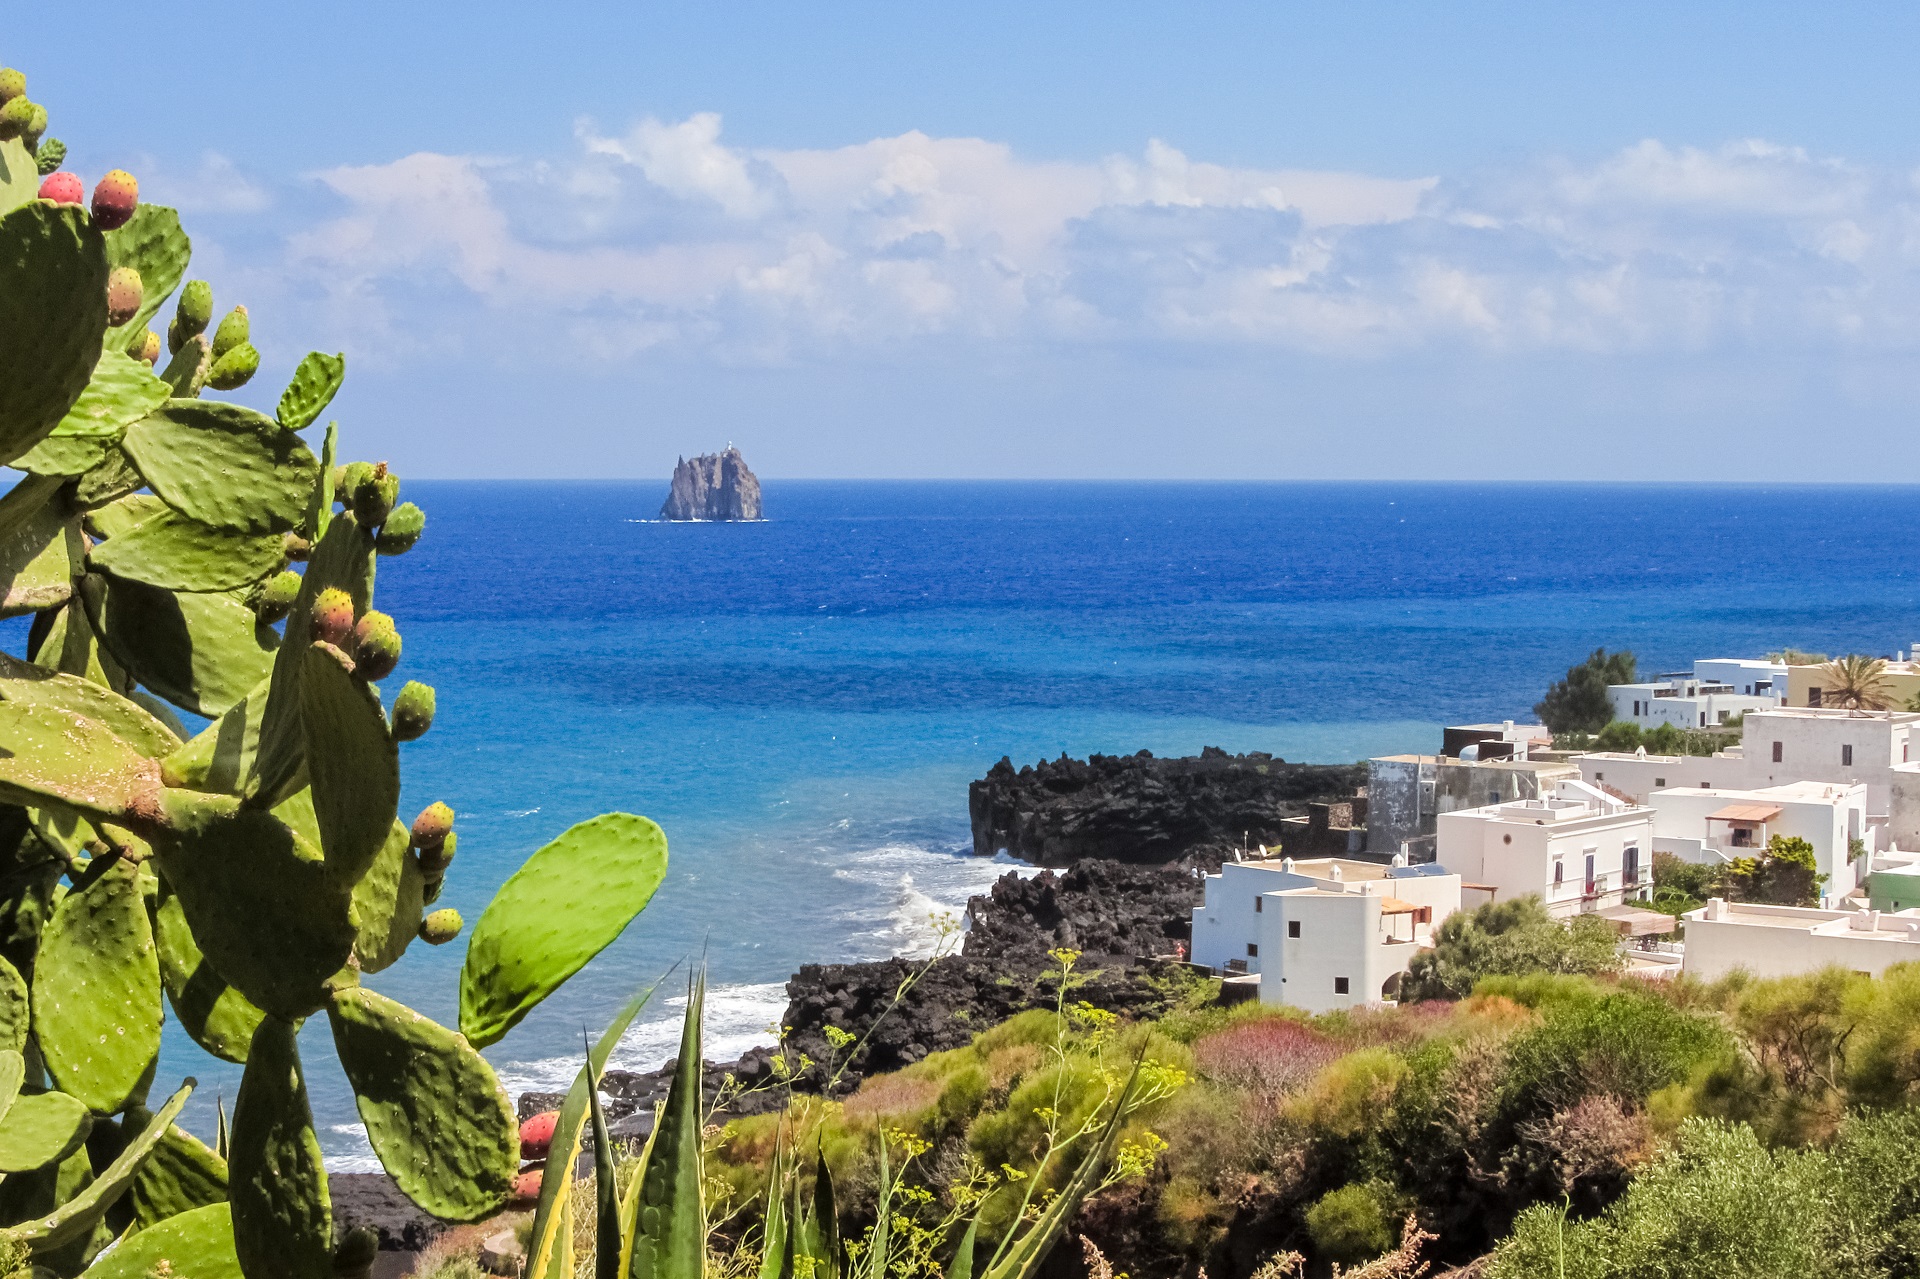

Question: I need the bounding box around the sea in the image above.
[96,480,1920,1163]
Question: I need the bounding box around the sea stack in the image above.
[659,447,764,521]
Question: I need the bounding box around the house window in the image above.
[1810,688,1825,707]
[1624,846,1640,885]
[1773,741,1784,763]
[1287,920,1301,938]
[1254,897,1262,913]
[1488,791,1501,804]
[1584,853,1596,894]
[1334,976,1350,995]
[1594,772,1604,781]
[1731,825,1755,847]
[1842,744,1854,766]
[1654,778,1666,788]
[1553,860,1564,886]
[1246,943,1258,958]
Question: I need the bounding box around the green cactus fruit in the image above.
[121,401,322,534]
[176,278,214,337]
[0,1088,90,1172]
[0,97,32,142]
[74,1202,241,1279]
[301,642,400,886]
[329,463,349,493]
[34,137,64,177]
[165,315,184,355]
[284,531,313,562]
[206,340,259,391]
[350,609,401,680]
[130,327,160,365]
[410,801,454,852]
[90,168,138,231]
[32,855,162,1113]
[21,103,45,152]
[418,830,456,875]
[419,908,462,944]
[459,813,668,1049]
[351,820,424,974]
[325,985,518,1221]
[211,304,249,358]
[390,680,435,741]
[336,461,372,509]
[276,351,346,432]
[334,1226,380,1279]
[256,569,302,624]
[104,265,142,326]
[231,1017,333,1279]
[308,586,354,646]
[155,877,265,1064]
[148,790,356,1020]
[0,70,22,104]
[375,501,426,555]
[351,464,399,527]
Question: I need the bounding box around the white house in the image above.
[1188,856,1460,978]
[1435,780,1654,918]
[1680,897,1920,981]
[1740,708,1920,813]
[1605,658,1788,731]
[1255,877,1458,1013]
[1577,748,1751,803]
[1647,781,1869,903]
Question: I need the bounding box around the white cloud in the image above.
[141,151,272,215]
[268,119,1920,365]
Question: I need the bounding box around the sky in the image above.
[17,3,1920,479]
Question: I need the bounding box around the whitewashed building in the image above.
[1648,781,1870,903]
[1435,780,1654,918]
[1189,856,1460,976]
[1681,898,1920,981]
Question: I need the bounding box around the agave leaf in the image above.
[629,971,707,1279]
[945,1219,977,1279]
[590,1043,620,1279]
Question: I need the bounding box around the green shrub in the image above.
[1502,987,1728,1117]
[1305,1182,1394,1265]
[1402,897,1623,1002]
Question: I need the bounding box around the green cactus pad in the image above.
[277,352,346,431]
[0,138,37,215]
[458,813,668,1049]
[0,651,181,758]
[122,401,319,535]
[102,205,190,355]
[89,506,288,593]
[0,957,24,1053]
[154,878,266,1064]
[73,1201,241,1279]
[325,985,517,1222]
[125,1106,228,1229]
[0,1048,22,1119]
[0,480,72,617]
[13,432,107,477]
[85,572,278,718]
[32,855,161,1113]
[49,351,170,440]
[81,492,165,542]
[0,1089,90,1172]
[149,791,354,1020]
[301,643,400,888]
[0,697,162,824]
[72,445,143,508]
[159,674,270,797]
[15,1080,192,1254]
[351,820,423,974]
[230,1017,332,1279]
[159,332,211,398]
[0,202,108,466]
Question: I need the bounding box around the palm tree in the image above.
[1815,654,1893,711]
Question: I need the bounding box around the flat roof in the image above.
[1708,803,1784,823]
[1372,754,1573,771]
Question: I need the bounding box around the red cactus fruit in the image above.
[350,610,401,681]
[410,801,454,851]
[308,587,354,646]
[511,1169,543,1203]
[37,171,81,204]
[520,1110,559,1160]
[91,169,138,230]
[105,267,142,327]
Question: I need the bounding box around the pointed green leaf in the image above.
[51,351,171,440]
[122,401,319,535]
[459,813,668,1048]
[277,353,345,431]
[325,986,517,1222]
[79,1201,242,1279]
[84,571,278,718]
[0,202,109,465]
[945,1220,976,1279]
[16,1080,193,1253]
[301,643,399,887]
[102,205,190,356]
[33,856,162,1113]
[231,1019,330,1279]
[589,1046,621,1279]
[0,1089,91,1172]
[154,876,265,1064]
[90,506,287,593]
[629,972,707,1279]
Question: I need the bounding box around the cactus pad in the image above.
[89,505,289,593]
[0,697,163,823]
[14,1080,191,1253]
[47,350,170,439]
[122,401,319,536]
[277,352,346,431]
[160,673,270,797]
[70,1201,241,1279]
[0,202,108,466]
[12,432,107,477]
[351,820,423,974]
[81,491,166,542]
[0,957,24,1053]
[149,792,355,1020]
[230,1017,332,1279]
[459,813,667,1048]
[0,138,37,215]
[159,332,211,398]
[0,1088,89,1172]
[102,204,189,354]
[326,985,517,1221]
[0,480,72,617]
[154,878,265,1063]
[302,642,400,887]
[126,1106,228,1229]
[32,854,161,1113]
[0,651,180,758]
[86,571,279,718]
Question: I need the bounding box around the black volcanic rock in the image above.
[970,747,1366,866]
[660,447,763,521]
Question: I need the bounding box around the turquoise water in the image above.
[112,479,1920,1162]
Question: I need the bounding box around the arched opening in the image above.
[1381,971,1404,1003]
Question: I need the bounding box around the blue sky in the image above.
[18,3,1920,478]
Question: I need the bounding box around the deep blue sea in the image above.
[105,480,1920,1162]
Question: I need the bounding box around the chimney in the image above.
[1705,896,1727,920]
[1329,865,1344,882]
